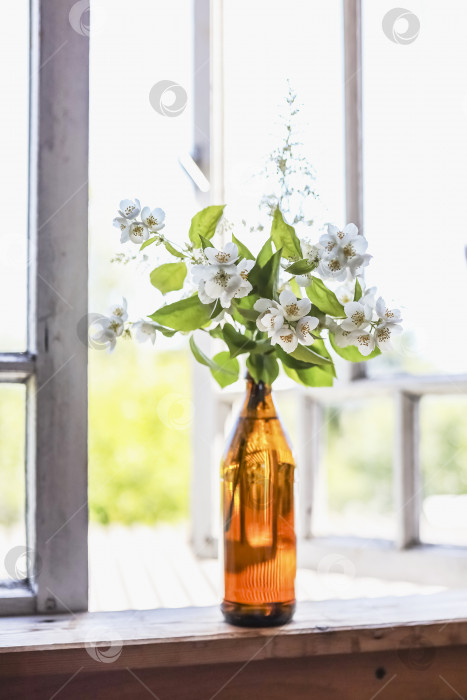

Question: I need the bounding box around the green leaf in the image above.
[150,323,177,337]
[199,235,214,249]
[306,277,345,316]
[140,236,159,251]
[281,361,334,387]
[249,248,282,299]
[211,352,240,388]
[256,238,273,267]
[354,278,362,301]
[289,276,302,298]
[246,353,279,386]
[164,240,185,258]
[230,297,258,329]
[290,343,333,367]
[285,259,317,275]
[150,295,216,331]
[270,208,302,260]
[329,333,381,362]
[222,323,257,358]
[232,234,254,260]
[189,337,239,387]
[150,262,187,294]
[189,205,225,248]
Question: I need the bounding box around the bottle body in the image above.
[221,378,296,626]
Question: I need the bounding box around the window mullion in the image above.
[343,0,366,382]
[394,392,420,548]
[27,0,89,614]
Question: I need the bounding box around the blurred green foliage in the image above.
[88,344,191,525]
[0,385,25,526]
[420,396,467,497]
[324,399,394,516]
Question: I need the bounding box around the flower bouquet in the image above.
[98,200,402,387]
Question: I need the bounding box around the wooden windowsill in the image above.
[1,590,467,676]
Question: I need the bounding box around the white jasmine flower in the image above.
[141,207,165,232]
[320,223,359,257]
[191,264,210,285]
[319,223,370,280]
[375,297,403,325]
[118,198,141,220]
[113,217,132,243]
[91,317,124,353]
[317,256,348,281]
[132,319,157,345]
[205,242,239,266]
[374,322,403,352]
[341,300,373,331]
[234,258,255,298]
[333,324,355,348]
[347,253,372,276]
[199,264,243,308]
[254,298,283,334]
[108,297,128,323]
[271,325,299,353]
[335,283,355,305]
[302,241,323,266]
[129,221,149,244]
[350,329,376,356]
[278,290,311,321]
[296,316,319,345]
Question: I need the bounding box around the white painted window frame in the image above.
[190,0,467,587]
[0,0,89,615]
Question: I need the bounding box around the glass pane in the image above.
[88,0,196,611]
[363,0,467,375]
[0,1,29,351]
[223,0,345,236]
[420,395,467,546]
[315,398,395,539]
[0,384,27,583]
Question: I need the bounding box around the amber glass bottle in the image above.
[221,375,296,627]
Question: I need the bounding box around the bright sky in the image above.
[2,0,467,377]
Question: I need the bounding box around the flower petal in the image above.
[272,326,298,353]
[254,298,275,312]
[296,316,319,345]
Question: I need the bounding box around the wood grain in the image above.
[3,647,467,699]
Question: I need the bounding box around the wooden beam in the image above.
[2,591,467,659]
[27,0,89,614]
[2,593,467,697]
[0,353,35,382]
[3,648,467,700]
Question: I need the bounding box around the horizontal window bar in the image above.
[0,353,35,382]
[0,582,35,616]
[218,374,467,404]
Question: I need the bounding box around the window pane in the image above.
[420,395,467,546]
[363,0,467,375]
[0,1,29,351]
[88,0,196,611]
[223,0,345,235]
[0,385,27,583]
[315,398,395,539]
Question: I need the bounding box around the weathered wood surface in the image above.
[1,590,467,662]
[2,645,467,699]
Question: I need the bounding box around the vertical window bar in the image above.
[394,392,420,548]
[28,0,89,613]
[343,0,366,381]
[297,395,323,539]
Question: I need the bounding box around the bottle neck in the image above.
[240,374,277,418]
